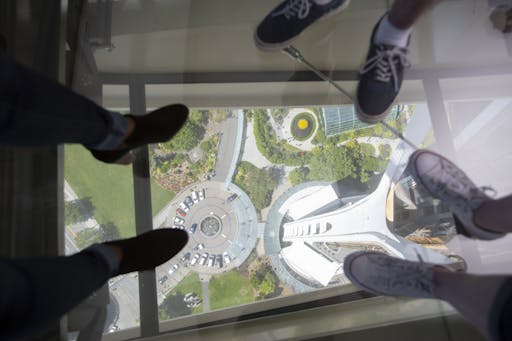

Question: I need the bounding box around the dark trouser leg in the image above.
[0,248,114,340]
[388,0,439,29]
[0,52,125,148]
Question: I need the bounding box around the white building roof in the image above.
[281,241,340,286]
[286,185,338,220]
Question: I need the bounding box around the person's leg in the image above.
[473,195,512,234]
[0,51,128,150]
[0,228,188,339]
[254,0,351,51]
[0,51,189,164]
[409,149,505,240]
[434,270,510,340]
[356,0,438,123]
[0,245,116,340]
[344,251,510,340]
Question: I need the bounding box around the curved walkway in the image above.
[263,181,330,293]
[279,108,318,151]
[225,183,259,268]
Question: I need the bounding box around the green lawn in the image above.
[209,270,256,310]
[169,272,203,314]
[64,145,175,237]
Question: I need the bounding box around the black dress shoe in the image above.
[104,228,188,275]
[90,103,189,164]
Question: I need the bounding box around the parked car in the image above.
[158,275,168,284]
[168,264,179,275]
[174,216,185,225]
[198,188,205,201]
[223,252,231,265]
[215,255,223,269]
[184,196,194,208]
[179,202,190,212]
[176,208,186,217]
[194,243,204,251]
[191,191,199,203]
[180,252,191,262]
[208,254,215,267]
[226,193,238,203]
[190,253,200,266]
[189,223,197,234]
[200,253,209,266]
[171,225,182,229]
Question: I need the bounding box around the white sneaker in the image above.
[409,150,504,240]
[344,251,443,299]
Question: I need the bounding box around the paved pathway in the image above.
[280,108,318,151]
[241,118,274,168]
[200,277,211,312]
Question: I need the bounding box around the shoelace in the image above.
[360,45,410,92]
[272,0,311,19]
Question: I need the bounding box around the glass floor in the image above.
[57,0,512,339]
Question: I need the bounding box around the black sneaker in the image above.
[356,16,411,124]
[254,0,350,51]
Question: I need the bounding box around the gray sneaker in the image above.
[409,150,504,240]
[344,251,442,299]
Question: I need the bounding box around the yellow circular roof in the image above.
[297,118,309,130]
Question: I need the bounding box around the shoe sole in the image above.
[355,93,395,124]
[409,149,504,241]
[254,0,351,52]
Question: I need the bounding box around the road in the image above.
[213,111,238,182]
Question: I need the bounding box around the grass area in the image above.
[64,145,175,237]
[209,270,255,310]
[169,272,203,314]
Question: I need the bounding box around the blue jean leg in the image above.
[0,52,126,150]
[0,245,118,340]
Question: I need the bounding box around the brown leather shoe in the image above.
[90,103,189,164]
[104,228,188,275]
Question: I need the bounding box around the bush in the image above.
[253,109,304,166]
[378,144,392,160]
[270,108,287,125]
[162,120,204,151]
[234,161,279,210]
[288,167,310,186]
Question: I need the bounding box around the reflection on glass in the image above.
[148,103,463,321]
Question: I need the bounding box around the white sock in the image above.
[374,15,412,48]
[313,0,334,5]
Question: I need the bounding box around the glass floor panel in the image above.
[58,0,512,339]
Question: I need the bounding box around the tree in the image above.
[162,121,204,151]
[159,292,192,319]
[234,161,279,211]
[378,144,392,160]
[249,258,278,299]
[65,197,95,225]
[288,167,310,186]
[307,145,355,182]
[65,200,83,225]
[258,273,276,297]
[100,222,120,242]
[75,227,101,249]
[190,110,210,126]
